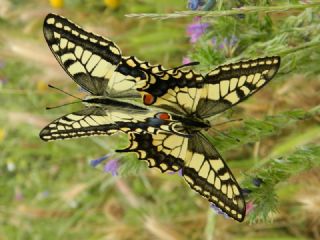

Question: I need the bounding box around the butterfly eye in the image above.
[143,94,156,105]
[155,112,171,120]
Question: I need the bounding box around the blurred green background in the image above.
[0,0,319,239]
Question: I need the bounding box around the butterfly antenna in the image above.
[46,100,82,110]
[48,84,82,100]
[210,127,240,142]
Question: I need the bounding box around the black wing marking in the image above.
[196,56,280,118]
[119,131,245,221]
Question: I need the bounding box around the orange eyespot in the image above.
[155,112,171,120]
[143,94,155,105]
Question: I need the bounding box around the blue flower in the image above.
[188,0,215,10]
[90,154,111,167]
[188,0,204,10]
[252,177,264,187]
[104,159,119,176]
[218,35,239,57]
[211,37,217,46]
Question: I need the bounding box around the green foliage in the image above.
[243,145,320,223]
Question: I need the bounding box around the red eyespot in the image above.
[155,112,171,120]
[143,94,155,105]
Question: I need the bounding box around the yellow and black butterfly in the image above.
[118,56,281,221]
[43,13,196,99]
[40,13,194,140]
[40,14,281,222]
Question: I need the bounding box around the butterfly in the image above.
[40,13,194,141]
[118,56,281,222]
[43,13,197,99]
[40,14,281,222]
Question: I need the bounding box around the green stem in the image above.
[126,3,320,20]
[205,207,216,240]
[277,40,320,56]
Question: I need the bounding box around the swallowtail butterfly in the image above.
[40,13,191,140]
[118,56,281,222]
[40,13,281,222]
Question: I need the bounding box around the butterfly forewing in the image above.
[40,104,182,141]
[44,13,134,96]
[196,56,280,118]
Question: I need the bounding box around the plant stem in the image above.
[126,3,320,20]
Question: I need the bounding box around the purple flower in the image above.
[15,190,23,201]
[187,19,209,43]
[182,57,192,65]
[210,203,230,219]
[167,168,183,176]
[245,201,254,215]
[90,154,111,167]
[104,159,119,176]
[218,35,239,57]
[230,35,239,46]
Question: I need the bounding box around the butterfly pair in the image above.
[40,13,280,222]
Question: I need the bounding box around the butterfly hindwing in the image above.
[119,131,245,221]
[196,56,280,117]
[117,132,187,172]
[110,56,167,98]
[183,132,245,221]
